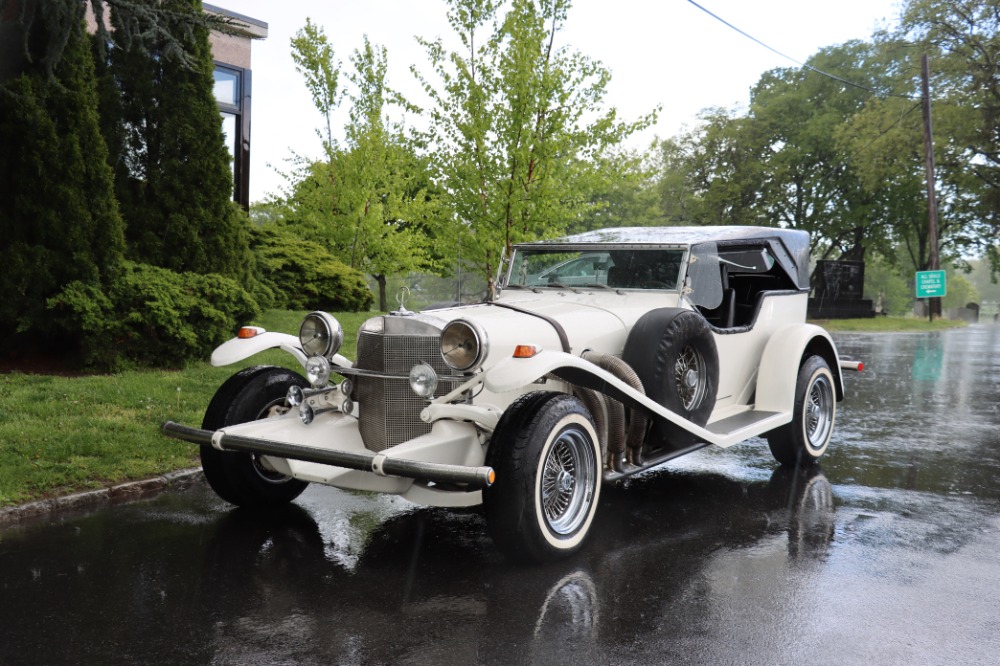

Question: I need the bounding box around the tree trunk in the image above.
[376,273,387,312]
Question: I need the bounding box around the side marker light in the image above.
[513,344,541,358]
[238,326,265,339]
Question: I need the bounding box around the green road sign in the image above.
[915,270,947,298]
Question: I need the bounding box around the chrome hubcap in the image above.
[541,427,596,535]
[675,345,707,411]
[805,375,834,450]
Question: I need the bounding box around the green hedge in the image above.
[250,225,374,312]
[48,262,259,370]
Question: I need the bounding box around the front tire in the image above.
[485,392,601,563]
[766,355,836,466]
[200,366,310,508]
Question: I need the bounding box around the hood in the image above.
[419,291,684,368]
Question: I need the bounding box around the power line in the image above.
[685,0,915,100]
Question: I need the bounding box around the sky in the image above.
[210,0,903,203]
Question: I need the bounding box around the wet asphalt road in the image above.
[2,325,999,666]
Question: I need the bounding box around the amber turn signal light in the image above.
[512,344,541,358]
[237,326,264,339]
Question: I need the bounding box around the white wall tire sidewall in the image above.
[533,413,601,552]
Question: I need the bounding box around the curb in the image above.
[0,468,204,526]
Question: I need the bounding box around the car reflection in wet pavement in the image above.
[1,325,999,665]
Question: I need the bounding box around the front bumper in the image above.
[161,420,495,490]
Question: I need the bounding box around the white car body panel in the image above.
[171,226,851,515]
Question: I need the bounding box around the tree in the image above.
[746,42,896,262]
[568,146,665,234]
[657,107,767,227]
[0,0,239,81]
[863,251,919,316]
[290,17,344,152]
[967,257,1000,306]
[287,25,440,312]
[898,0,1000,275]
[0,5,125,341]
[414,0,656,294]
[836,27,991,274]
[248,224,373,313]
[95,0,251,279]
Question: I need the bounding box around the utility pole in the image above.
[920,54,941,321]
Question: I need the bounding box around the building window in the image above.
[213,63,251,210]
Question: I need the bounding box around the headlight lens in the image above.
[409,363,439,398]
[299,311,344,358]
[440,319,487,372]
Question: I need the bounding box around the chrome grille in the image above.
[356,323,460,452]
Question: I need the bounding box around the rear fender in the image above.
[755,324,843,413]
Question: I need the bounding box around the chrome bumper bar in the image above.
[161,421,495,489]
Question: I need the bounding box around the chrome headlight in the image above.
[299,311,344,358]
[440,319,488,372]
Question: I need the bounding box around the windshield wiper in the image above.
[545,282,581,293]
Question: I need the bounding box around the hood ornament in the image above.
[392,286,414,316]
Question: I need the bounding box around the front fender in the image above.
[211,331,308,368]
[755,324,843,413]
[483,351,651,422]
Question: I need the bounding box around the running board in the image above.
[602,409,786,483]
[705,409,782,436]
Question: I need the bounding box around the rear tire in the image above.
[766,355,836,466]
[200,366,310,508]
[484,392,601,563]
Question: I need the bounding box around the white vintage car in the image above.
[163,226,860,562]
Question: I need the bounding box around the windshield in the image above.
[504,248,686,290]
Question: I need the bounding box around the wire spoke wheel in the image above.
[805,374,834,451]
[541,427,596,535]
[674,344,708,411]
[484,392,602,562]
[766,356,836,466]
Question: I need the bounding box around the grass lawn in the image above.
[810,316,966,332]
[0,310,371,508]
[0,310,970,508]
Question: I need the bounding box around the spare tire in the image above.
[622,308,719,448]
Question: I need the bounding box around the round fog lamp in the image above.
[287,385,304,407]
[409,363,439,398]
[305,355,332,387]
